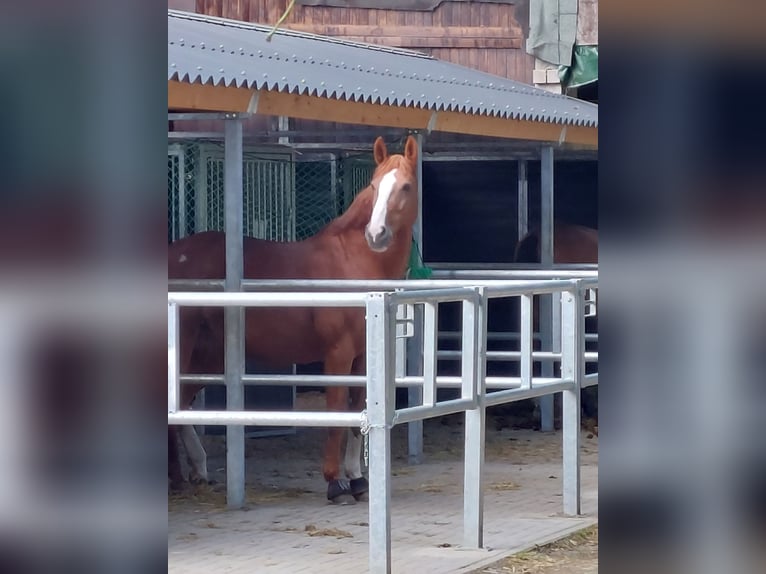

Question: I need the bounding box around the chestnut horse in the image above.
[168,136,419,503]
[513,221,598,264]
[513,221,598,424]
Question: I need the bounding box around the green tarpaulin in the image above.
[559,45,598,90]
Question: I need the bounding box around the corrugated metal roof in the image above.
[168,10,597,128]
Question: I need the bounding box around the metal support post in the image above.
[517,159,528,239]
[224,118,246,509]
[539,146,555,431]
[366,293,395,574]
[561,287,583,515]
[463,288,486,548]
[407,132,425,463]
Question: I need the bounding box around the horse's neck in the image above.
[325,189,413,279]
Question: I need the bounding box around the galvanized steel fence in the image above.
[167,275,597,574]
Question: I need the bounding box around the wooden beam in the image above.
[167,80,597,147]
[168,80,254,113]
[284,24,523,39]
[317,36,521,49]
[283,24,522,48]
[434,111,598,147]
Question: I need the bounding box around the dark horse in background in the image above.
[512,221,599,427]
[168,136,420,504]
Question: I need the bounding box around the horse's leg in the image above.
[322,350,355,504]
[168,426,185,491]
[179,424,208,485]
[168,307,206,487]
[346,355,368,501]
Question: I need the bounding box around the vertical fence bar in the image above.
[406,305,424,464]
[422,302,438,407]
[168,301,180,413]
[366,293,394,574]
[561,286,583,516]
[539,145,555,431]
[463,290,485,548]
[520,294,533,389]
[552,290,562,371]
[224,118,246,509]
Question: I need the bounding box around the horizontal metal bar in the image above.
[169,278,597,296]
[431,265,597,274]
[168,410,362,427]
[583,373,599,388]
[390,287,479,306]
[445,350,561,360]
[240,279,580,292]
[436,350,598,362]
[168,112,252,121]
[438,331,597,342]
[483,280,581,297]
[168,291,368,307]
[180,374,367,387]
[484,381,575,407]
[168,131,226,139]
[168,279,225,290]
[397,375,567,389]
[180,374,569,390]
[392,398,477,426]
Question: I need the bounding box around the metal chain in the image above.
[360,409,370,435]
[360,409,370,467]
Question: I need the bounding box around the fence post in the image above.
[224,117,246,509]
[168,301,180,414]
[406,306,424,464]
[366,293,394,574]
[463,288,486,548]
[561,285,583,516]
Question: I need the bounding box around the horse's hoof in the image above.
[350,477,369,502]
[169,480,186,493]
[330,494,357,505]
[327,479,356,505]
[168,482,185,493]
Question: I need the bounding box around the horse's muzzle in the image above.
[365,225,392,252]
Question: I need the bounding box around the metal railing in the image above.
[167,276,596,574]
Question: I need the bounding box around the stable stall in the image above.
[168,9,597,572]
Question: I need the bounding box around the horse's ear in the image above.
[373,137,388,165]
[404,135,418,163]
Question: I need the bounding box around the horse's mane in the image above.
[323,185,374,234]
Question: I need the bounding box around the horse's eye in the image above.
[401,183,411,193]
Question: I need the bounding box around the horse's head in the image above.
[364,136,419,253]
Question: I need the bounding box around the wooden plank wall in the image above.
[195,0,535,82]
[179,1,537,142]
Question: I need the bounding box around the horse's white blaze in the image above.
[180,425,208,481]
[368,168,398,236]
[344,429,364,479]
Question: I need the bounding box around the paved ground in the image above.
[169,399,598,574]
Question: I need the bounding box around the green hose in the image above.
[406,238,432,279]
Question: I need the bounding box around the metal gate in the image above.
[167,142,296,242]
